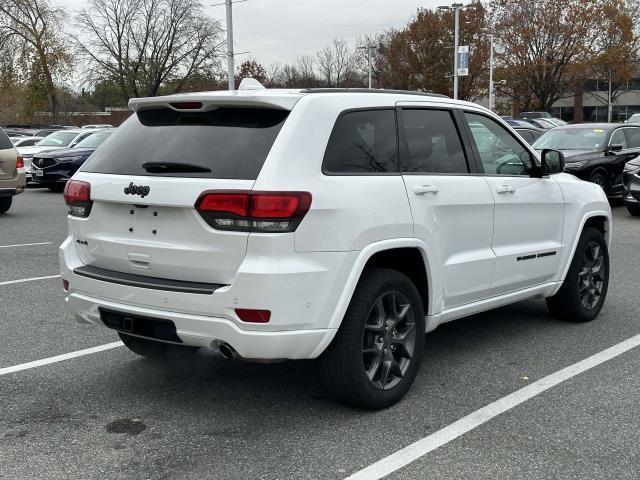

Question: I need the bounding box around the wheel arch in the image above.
[324,239,435,332]
[555,211,611,291]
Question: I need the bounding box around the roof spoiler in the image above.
[129,90,300,112]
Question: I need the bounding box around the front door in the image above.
[463,112,565,296]
[398,108,496,311]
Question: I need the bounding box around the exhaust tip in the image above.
[219,343,238,360]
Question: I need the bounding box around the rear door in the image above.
[0,130,17,181]
[398,107,496,310]
[72,107,289,286]
[463,112,564,296]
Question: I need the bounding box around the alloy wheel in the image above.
[362,290,417,390]
[578,241,606,310]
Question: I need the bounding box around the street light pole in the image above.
[489,34,494,111]
[439,3,465,100]
[453,5,460,100]
[358,45,376,89]
[225,0,234,91]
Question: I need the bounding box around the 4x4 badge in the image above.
[124,182,150,198]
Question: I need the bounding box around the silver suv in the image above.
[0,128,26,214]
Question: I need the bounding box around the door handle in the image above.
[413,185,439,195]
[496,184,515,194]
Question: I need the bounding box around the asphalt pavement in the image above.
[0,188,638,480]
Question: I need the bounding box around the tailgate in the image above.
[69,173,253,285]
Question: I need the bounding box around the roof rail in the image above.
[300,88,449,99]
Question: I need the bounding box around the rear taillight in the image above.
[196,191,312,232]
[63,180,93,218]
[16,156,24,169]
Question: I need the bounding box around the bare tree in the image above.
[315,38,355,87]
[0,0,73,122]
[75,0,225,101]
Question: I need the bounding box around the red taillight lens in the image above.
[198,192,249,217]
[195,191,311,232]
[63,180,93,217]
[16,156,24,169]
[235,308,271,323]
[62,279,69,291]
[250,193,311,218]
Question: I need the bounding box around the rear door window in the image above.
[624,127,640,148]
[323,109,398,174]
[400,109,469,173]
[0,129,13,150]
[82,108,289,179]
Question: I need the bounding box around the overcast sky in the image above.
[60,0,442,67]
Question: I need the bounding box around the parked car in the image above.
[11,136,44,147]
[504,119,537,127]
[513,126,545,144]
[519,111,553,119]
[626,113,640,124]
[0,128,26,214]
[61,86,612,409]
[17,129,101,181]
[533,123,640,196]
[622,156,640,215]
[31,130,114,191]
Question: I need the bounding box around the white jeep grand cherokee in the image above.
[61,86,611,409]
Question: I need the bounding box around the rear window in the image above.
[0,129,13,150]
[82,107,289,179]
[323,109,398,174]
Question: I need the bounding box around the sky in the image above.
[60,0,442,67]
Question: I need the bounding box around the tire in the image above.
[319,268,425,409]
[119,332,199,360]
[546,227,609,322]
[627,204,640,216]
[0,196,12,214]
[588,171,609,193]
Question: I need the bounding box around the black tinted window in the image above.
[0,129,13,149]
[323,109,398,174]
[624,128,640,148]
[82,108,289,179]
[515,129,534,143]
[400,109,468,173]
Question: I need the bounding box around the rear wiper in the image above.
[142,161,211,173]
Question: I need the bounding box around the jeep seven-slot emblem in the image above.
[124,182,150,198]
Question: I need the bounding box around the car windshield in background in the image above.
[82,107,289,180]
[533,128,607,151]
[75,131,113,149]
[36,131,78,147]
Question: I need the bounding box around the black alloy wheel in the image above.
[362,291,417,390]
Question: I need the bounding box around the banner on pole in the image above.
[457,46,469,76]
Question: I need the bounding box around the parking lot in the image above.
[1,188,639,480]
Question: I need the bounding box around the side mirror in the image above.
[608,144,623,152]
[541,149,565,175]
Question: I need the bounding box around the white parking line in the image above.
[0,342,124,376]
[346,333,640,480]
[0,275,60,286]
[0,241,53,249]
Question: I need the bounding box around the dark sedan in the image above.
[623,156,640,216]
[533,123,640,196]
[31,130,114,191]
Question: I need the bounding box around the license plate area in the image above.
[99,308,182,343]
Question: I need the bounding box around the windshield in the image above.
[75,131,112,149]
[36,131,78,147]
[533,128,607,151]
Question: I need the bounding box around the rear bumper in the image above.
[60,235,354,359]
[68,292,335,359]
